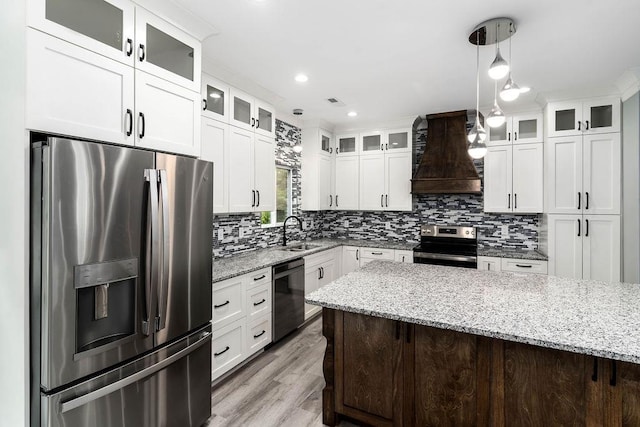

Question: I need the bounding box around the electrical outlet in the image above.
[385,222,391,230]
[501,225,509,237]
[217,229,224,241]
[343,220,349,228]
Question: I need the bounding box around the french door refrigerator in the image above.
[30,137,213,427]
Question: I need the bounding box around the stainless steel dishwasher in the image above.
[272,258,305,342]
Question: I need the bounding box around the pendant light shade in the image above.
[468,134,488,159]
[467,120,487,143]
[500,76,520,102]
[488,48,509,80]
[486,102,506,128]
[292,143,303,153]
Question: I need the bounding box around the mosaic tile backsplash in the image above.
[213,118,540,258]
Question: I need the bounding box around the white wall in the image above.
[0,3,28,427]
[622,92,640,283]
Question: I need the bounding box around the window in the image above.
[261,167,292,226]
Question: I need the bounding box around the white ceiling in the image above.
[173,0,640,129]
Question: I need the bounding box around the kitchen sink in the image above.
[280,243,321,252]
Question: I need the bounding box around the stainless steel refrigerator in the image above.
[30,137,213,427]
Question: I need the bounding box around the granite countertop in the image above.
[478,247,548,261]
[212,238,417,283]
[306,261,640,364]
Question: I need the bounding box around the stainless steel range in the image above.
[413,225,478,268]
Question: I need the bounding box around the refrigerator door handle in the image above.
[156,169,170,332]
[59,331,212,414]
[143,169,160,336]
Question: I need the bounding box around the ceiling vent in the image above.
[326,97,345,106]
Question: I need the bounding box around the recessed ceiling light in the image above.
[294,74,308,83]
[519,86,531,93]
[347,111,357,117]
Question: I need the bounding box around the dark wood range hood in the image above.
[411,110,481,194]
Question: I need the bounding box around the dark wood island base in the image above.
[321,308,640,427]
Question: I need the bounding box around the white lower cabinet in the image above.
[212,267,272,381]
[211,318,246,381]
[342,246,360,275]
[304,250,336,320]
[394,250,414,263]
[359,248,395,265]
[501,259,548,274]
[477,256,502,272]
[547,214,620,282]
[247,313,271,356]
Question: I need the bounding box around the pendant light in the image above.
[488,22,509,80]
[467,31,487,158]
[486,79,506,128]
[500,22,520,102]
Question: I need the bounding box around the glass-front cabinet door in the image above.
[319,129,333,156]
[254,99,275,137]
[385,128,411,153]
[336,134,358,155]
[135,8,201,91]
[229,88,254,132]
[547,98,620,137]
[487,121,509,146]
[582,98,620,134]
[512,113,543,144]
[201,74,229,123]
[360,132,382,155]
[28,0,135,66]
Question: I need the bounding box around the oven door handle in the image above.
[413,252,477,263]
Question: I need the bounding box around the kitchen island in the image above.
[306,262,640,426]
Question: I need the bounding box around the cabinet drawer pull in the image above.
[577,219,581,237]
[585,219,589,237]
[381,194,384,208]
[371,252,383,255]
[356,249,359,261]
[515,264,533,268]
[585,120,590,130]
[214,346,230,357]
[335,195,339,207]
[253,274,266,281]
[253,330,266,339]
[508,193,511,209]
[256,190,260,207]
[329,147,333,154]
[514,193,517,209]
[252,190,256,207]
[253,298,266,306]
[385,194,388,207]
[138,44,145,62]
[329,195,333,207]
[514,131,518,141]
[126,38,133,57]
[214,300,230,309]
[578,121,582,131]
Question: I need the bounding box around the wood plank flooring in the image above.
[205,316,357,427]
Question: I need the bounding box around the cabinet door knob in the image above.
[251,118,255,128]
[514,131,518,141]
[329,195,333,207]
[585,219,589,237]
[585,120,590,131]
[256,190,260,207]
[202,99,207,111]
[381,194,384,208]
[508,194,511,209]
[585,192,589,210]
[578,192,581,210]
[385,194,388,207]
[577,219,581,237]
[578,121,582,131]
[126,38,133,57]
[514,194,517,209]
[256,119,260,129]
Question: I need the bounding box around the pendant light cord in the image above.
[475,31,480,122]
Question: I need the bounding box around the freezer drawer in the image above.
[41,325,212,427]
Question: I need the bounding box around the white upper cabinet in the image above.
[385,128,412,153]
[546,134,620,215]
[385,151,412,211]
[487,112,543,146]
[230,88,275,137]
[26,28,135,146]
[484,143,543,213]
[200,118,229,214]
[135,70,200,156]
[28,0,135,67]
[359,131,383,156]
[134,7,201,92]
[253,134,276,212]
[301,127,334,211]
[201,73,230,123]
[334,155,359,210]
[359,154,386,210]
[336,133,358,156]
[546,97,620,137]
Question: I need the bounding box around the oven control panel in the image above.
[420,225,476,239]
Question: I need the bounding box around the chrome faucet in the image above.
[282,215,303,247]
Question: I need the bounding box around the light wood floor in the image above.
[205,316,357,427]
